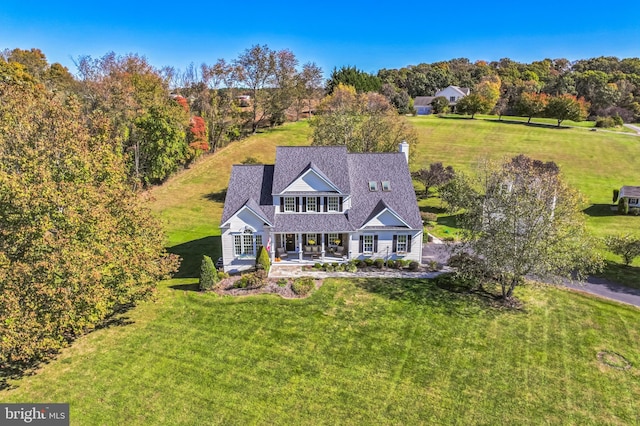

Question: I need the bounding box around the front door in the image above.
[285,234,296,252]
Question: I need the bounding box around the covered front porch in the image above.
[271,232,350,263]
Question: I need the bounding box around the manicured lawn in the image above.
[3,278,640,424]
[3,116,640,424]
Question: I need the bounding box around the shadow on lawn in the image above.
[356,276,498,316]
[203,188,227,203]
[481,118,569,130]
[583,204,618,217]
[167,236,221,279]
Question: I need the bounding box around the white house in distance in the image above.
[414,85,470,115]
[219,143,423,273]
[618,186,640,207]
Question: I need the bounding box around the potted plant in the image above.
[333,239,341,245]
[308,239,316,245]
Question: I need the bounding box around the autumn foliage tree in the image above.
[0,77,179,372]
[545,94,590,126]
[516,92,549,123]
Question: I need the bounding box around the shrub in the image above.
[346,263,358,273]
[595,116,616,128]
[630,208,640,216]
[357,260,367,268]
[386,259,396,269]
[335,263,345,272]
[374,258,384,269]
[364,258,374,267]
[408,261,420,271]
[313,263,322,269]
[255,246,271,274]
[613,189,619,203]
[236,270,267,289]
[331,262,339,268]
[276,278,288,287]
[421,211,438,223]
[613,114,624,126]
[619,197,629,215]
[324,264,334,272]
[291,277,315,296]
[199,255,219,291]
[428,260,442,271]
[443,236,455,242]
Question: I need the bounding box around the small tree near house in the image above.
[605,234,640,265]
[199,255,219,291]
[256,245,271,275]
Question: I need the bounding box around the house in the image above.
[414,86,470,115]
[219,143,423,272]
[618,186,640,207]
[414,96,435,115]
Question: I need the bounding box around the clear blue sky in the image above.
[1,1,639,78]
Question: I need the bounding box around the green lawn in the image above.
[3,117,640,424]
[3,278,639,425]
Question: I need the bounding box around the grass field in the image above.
[3,117,640,424]
[3,278,639,424]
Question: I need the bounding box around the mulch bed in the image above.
[214,276,323,299]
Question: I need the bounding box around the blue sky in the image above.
[1,1,639,78]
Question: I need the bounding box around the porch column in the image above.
[297,232,303,261]
[268,228,275,263]
[321,233,325,261]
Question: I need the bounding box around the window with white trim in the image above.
[449,96,456,102]
[382,181,391,191]
[396,235,408,253]
[328,233,339,245]
[630,198,639,205]
[363,234,374,253]
[306,234,317,245]
[233,230,261,258]
[327,196,339,211]
[284,197,295,212]
[306,197,317,212]
[369,181,378,191]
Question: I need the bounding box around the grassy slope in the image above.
[3,279,639,425]
[3,118,640,424]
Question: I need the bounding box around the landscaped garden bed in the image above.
[214,273,322,298]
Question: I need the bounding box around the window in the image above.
[369,181,378,191]
[306,197,317,212]
[327,196,339,212]
[233,230,261,258]
[328,233,339,245]
[630,198,639,205]
[396,235,408,253]
[284,197,295,212]
[382,181,391,191]
[363,235,374,253]
[449,96,456,102]
[306,234,317,245]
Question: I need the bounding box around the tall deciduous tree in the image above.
[234,44,276,133]
[293,62,323,120]
[516,92,549,123]
[447,155,602,302]
[310,83,418,153]
[544,94,590,126]
[0,79,179,370]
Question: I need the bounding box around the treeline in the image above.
[329,57,640,122]
[0,56,180,376]
[1,46,324,188]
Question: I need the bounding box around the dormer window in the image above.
[284,197,295,212]
[382,181,391,191]
[369,181,378,191]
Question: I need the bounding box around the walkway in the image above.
[269,264,450,279]
[623,123,640,134]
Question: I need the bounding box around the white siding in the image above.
[362,210,406,227]
[221,207,269,272]
[349,230,422,263]
[435,86,466,103]
[283,170,336,192]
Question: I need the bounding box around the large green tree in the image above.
[544,94,590,126]
[0,79,179,370]
[446,155,602,302]
[310,83,418,153]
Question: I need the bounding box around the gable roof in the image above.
[620,186,640,198]
[222,147,422,231]
[221,164,275,225]
[346,152,422,229]
[281,161,342,193]
[435,85,470,97]
[272,146,350,194]
[414,96,435,107]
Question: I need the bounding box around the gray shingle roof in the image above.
[272,146,350,194]
[414,96,435,106]
[220,165,275,225]
[274,213,354,233]
[346,152,422,229]
[221,147,422,231]
[620,186,640,198]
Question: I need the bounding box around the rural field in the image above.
[2,117,640,424]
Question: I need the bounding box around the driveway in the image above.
[623,123,640,134]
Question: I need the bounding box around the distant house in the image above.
[219,143,423,272]
[618,186,640,207]
[414,85,470,115]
